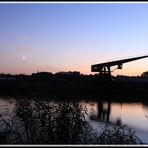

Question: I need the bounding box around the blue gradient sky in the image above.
[0,3,148,76]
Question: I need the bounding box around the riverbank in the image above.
[0,78,148,92]
[90,120,148,144]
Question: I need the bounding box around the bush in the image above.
[94,125,143,144]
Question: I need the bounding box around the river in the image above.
[0,95,148,144]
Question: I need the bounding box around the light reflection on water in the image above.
[81,101,148,132]
[0,96,148,135]
[110,103,148,132]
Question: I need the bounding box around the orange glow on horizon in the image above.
[0,57,147,76]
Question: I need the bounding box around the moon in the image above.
[22,56,26,60]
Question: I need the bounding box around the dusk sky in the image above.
[1,2,148,76]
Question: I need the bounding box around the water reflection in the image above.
[88,100,148,132]
[0,96,148,143]
[97,100,111,122]
[1,96,148,132]
[88,99,122,126]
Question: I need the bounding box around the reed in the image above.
[0,99,143,144]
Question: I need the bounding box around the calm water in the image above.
[0,96,148,143]
[81,101,148,131]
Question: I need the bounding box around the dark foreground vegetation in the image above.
[0,72,147,144]
[1,71,148,98]
[0,99,143,144]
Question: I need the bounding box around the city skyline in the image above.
[1,2,148,76]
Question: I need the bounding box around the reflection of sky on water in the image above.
[110,103,148,132]
[80,101,148,132]
[0,96,148,134]
[81,100,148,143]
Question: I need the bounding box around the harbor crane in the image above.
[91,55,148,77]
